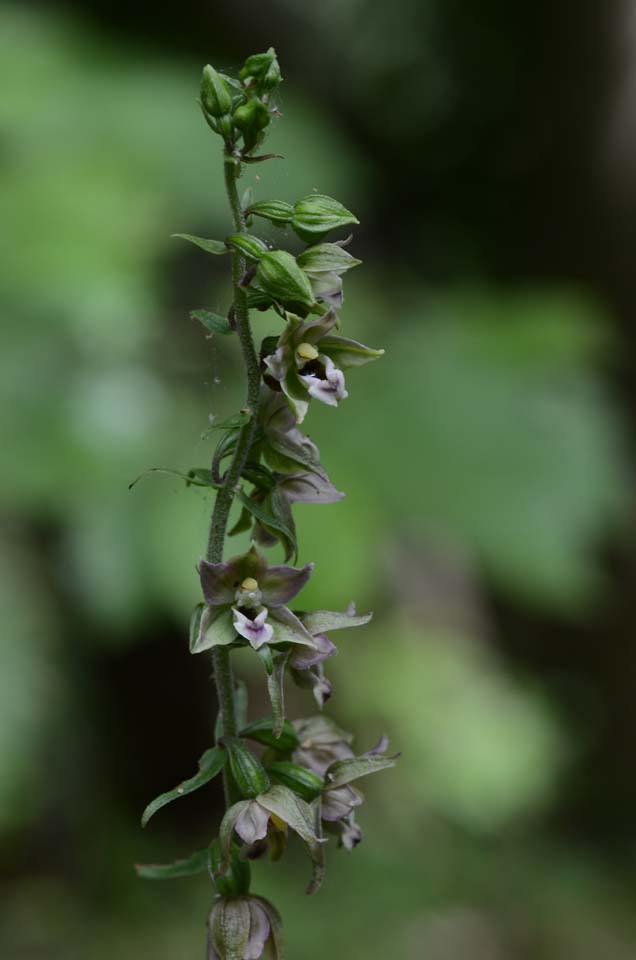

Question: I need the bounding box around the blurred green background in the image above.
[4,1,636,956]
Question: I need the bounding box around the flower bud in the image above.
[207,895,281,960]
[292,195,359,243]
[225,234,269,263]
[248,200,294,225]
[201,65,233,118]
[240,716,300,753]
[239,48,281,91]
[266,761,324,802]
[255,251,315,309]
[224,738,271,799]
[297,242,362,276]
[209,839,251,898]
[233,99,270,152]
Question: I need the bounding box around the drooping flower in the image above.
[207,894,282,960]
[191,543,316,653]
[263,310,384,422]
[220,784,326,894]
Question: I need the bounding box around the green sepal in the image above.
[209,839,251,897]
[325,753,400,788]
[297,242,361,275]
[255,251,316,309]
[267,761,324,802]
[135,847,209,880]
[319,334,385,369]
[226,233,269,263]
[190,309,233,336]
[224,737,271,799]
[257,785,326,895]
[248,200,294,225]
[190,606,236,654]
[141,745,227,827]
[291,195,359,243]
[240,716,300,753]
[171,233,228,255]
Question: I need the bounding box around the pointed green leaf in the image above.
[210,410,253,431]
[141,746,227,827]
[135,847,210,880]
[128,467,219,491]
[190,309,232,336]
[172,233,228,255]
[301,609,373,634]
[325,753,399,787]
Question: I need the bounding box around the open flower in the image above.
[220,784,326,894]
[263,310,384,422]
[207,895,282,960]
[191,544,316,653]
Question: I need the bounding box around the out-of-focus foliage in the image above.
[2,2,635,959]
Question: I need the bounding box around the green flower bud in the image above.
[201,65,233,118]
[224,737,271,799]
[297,242,362,276]
[207,895,282,960]
[209,839,251,897]
[292,195,360,243]
[248,200,294,226]
[267,761,323,802]
[255,251,315,308]
[239,48,281,90]
[241,717,300,753]
[225,233,269,263]
[233,98,270,152]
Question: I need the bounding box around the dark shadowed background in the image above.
[3,1,636,957]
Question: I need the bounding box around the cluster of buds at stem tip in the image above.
[200,49,282,157]
[137,49,398,960]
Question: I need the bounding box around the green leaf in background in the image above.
[135,847,210,880]
[190,309,233,335]
[171,233,227,255]
[141,746,226,827]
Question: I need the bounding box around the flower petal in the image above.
[232,607,273,650]
[261,561,314,606]
[301,356,348,407]
[291,632,337,669]
[321,785,363,822]
[244,901,271,960]
[280,472,345,504]
[234,800,271,844]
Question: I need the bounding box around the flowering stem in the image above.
[207,150,261,802]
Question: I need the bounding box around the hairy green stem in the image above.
[207,151,262,804]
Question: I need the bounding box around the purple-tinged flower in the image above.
[292,715,355,777]
[220,784,326,895]
[191,543,316,654]
[316,738,399,851]
[207,894,282,960]
[263,310,384,422]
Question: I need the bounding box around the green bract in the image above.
[201,64,233,118]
